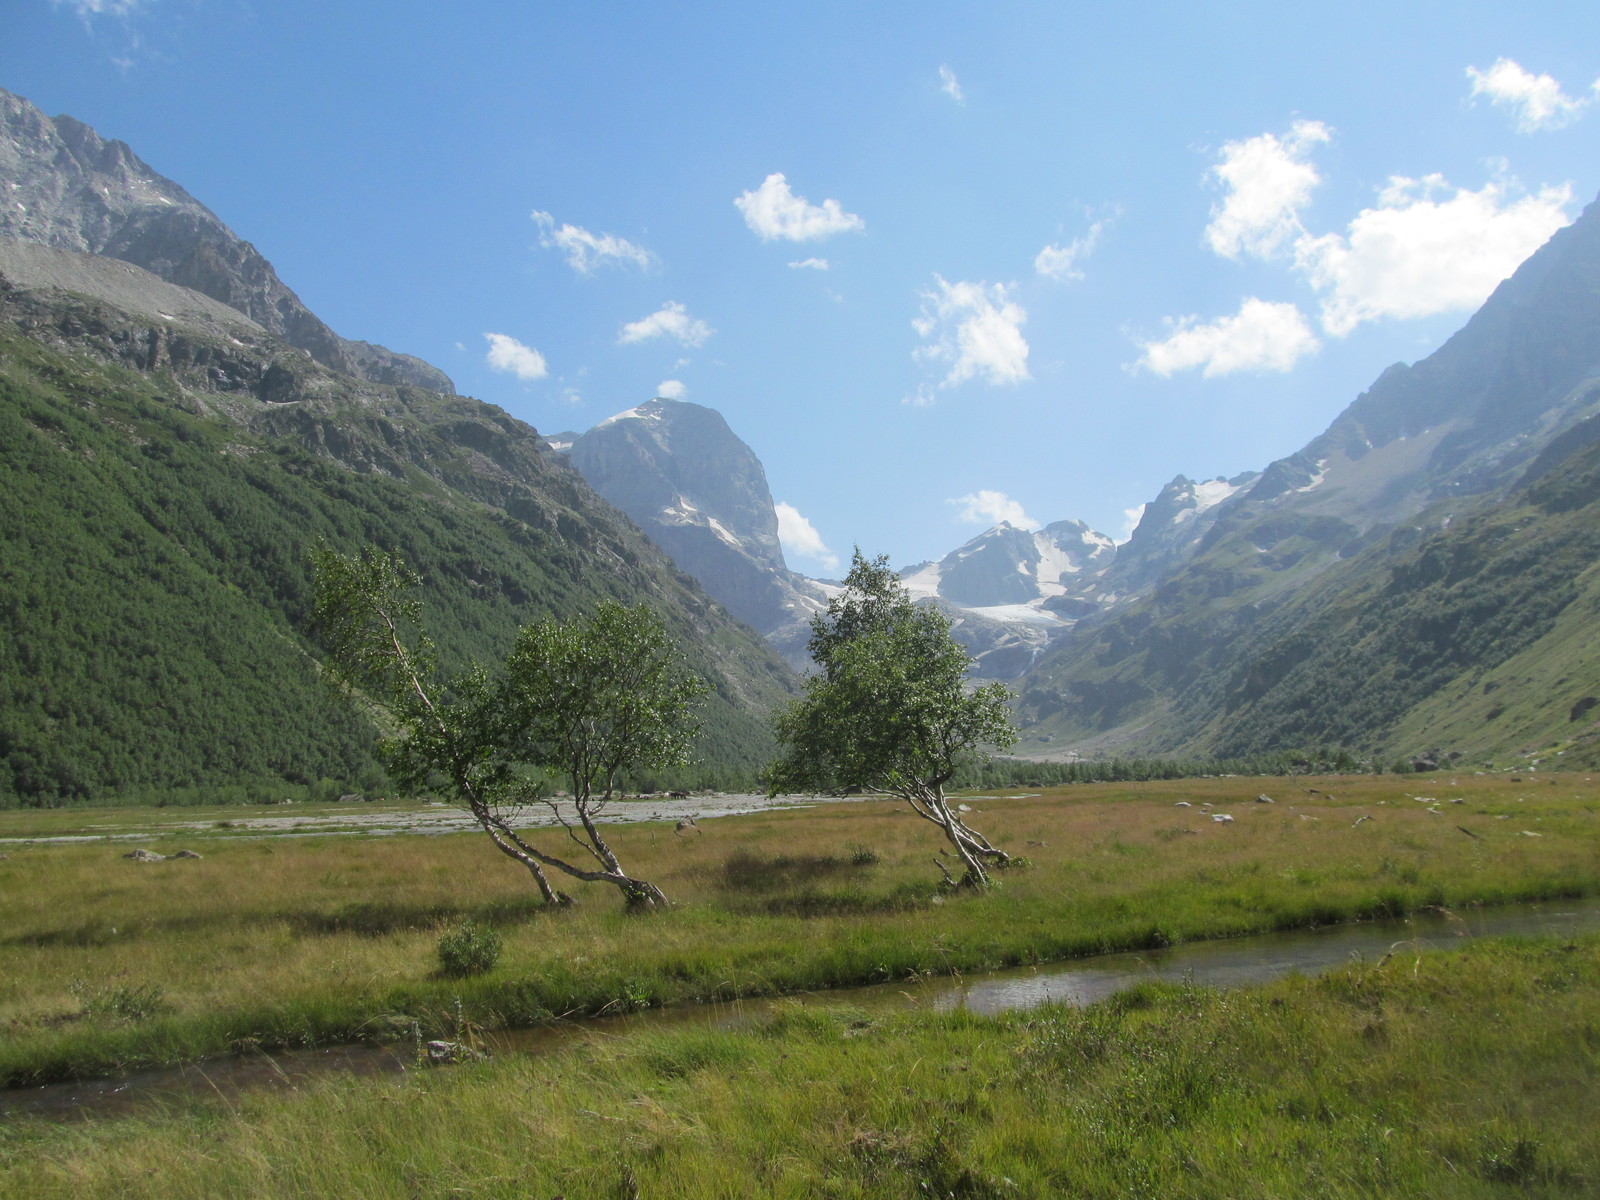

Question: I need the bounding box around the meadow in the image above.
[1,771,1595,1093]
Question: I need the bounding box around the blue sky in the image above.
[8,2,1600,573]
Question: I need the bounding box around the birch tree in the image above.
[764,551,1017,888]
[311,546,700,909]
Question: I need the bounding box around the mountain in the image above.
[0,87,452,394]
[562,399,831,668]
[0,107,796,805]
[1013,190,1600,765]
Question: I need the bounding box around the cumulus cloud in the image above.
[1205,120,1332,260]
[618,302,713,348]
[948,490,1039,531]
[775,502,840,573]
[735,173,865,243]
[1296,176,1573,335]
[1467,58,1595,133]
[939,65,965,103]
[1138,298,1320,377]
[531,210,656,274]
[655,379,687,400]
[788,257,830,270]
[913,276,1030,389]
[483,332,548,381]
[1036,219,1108,282]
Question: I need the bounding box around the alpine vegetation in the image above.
[312,545,704,909]
[765,552,1017,887]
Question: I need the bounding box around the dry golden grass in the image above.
[1,771,1595,1084]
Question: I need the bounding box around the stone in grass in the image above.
[123,848,203,862]
[1256,793,1275,804]
[426,1040,488,1065]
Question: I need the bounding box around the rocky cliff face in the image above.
[566,399,828,667]
[0,87,454,395]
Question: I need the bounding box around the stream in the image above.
[6,896,1597,1122]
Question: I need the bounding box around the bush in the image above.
[436,921,502,978]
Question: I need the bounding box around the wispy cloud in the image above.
[618,301,713,348]
[1138,298,1320,377]
[939,65,965,103]
[913,276,1029,390]
[735,173,865,242]
[787,257,830,270]
[483,332,548,381]
[1036,218,1109,282]
[54,0,147,15]
[531,210,656,274]
[655,379,687,400]
[948,490,1039,531]
[1467,58,1596,133]
[775,502,839,573]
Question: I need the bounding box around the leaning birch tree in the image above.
[764,551,1018,888]
[311,545,700,909]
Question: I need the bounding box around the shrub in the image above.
[436,921,502,978]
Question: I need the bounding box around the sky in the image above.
[7,2,1600,575]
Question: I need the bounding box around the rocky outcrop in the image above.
[0,87,453,395]
[566,399,828,667]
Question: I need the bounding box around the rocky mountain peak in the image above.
[0,87,453,395]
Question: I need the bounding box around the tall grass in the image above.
[2,935,1596,1197]
[1,773,1596,1087]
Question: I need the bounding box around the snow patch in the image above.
[1294,459,1330,493]
[900,561,943,600]
[1192,477,1242,512]
[968,603,1066,627]
[596,403,662,429]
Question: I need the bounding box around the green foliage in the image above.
[766,552,1016,798]
[435,921,502,978]
[0,302,790,806]
[502,602,708,805]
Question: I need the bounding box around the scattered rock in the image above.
[337,793,362,803]
[169,849,203,859]
[1255,793,1275,804]
[124,848,166,862]
[1352,815,1372,827]
[425,1040,487,1065]
[956,803,972,812]
[1211,813,1234,823]
[1174,801,1191,808]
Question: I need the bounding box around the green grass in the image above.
[2,772,1598,1089]
[3,934,1596,1197]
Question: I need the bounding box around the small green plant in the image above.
[848,843,879,866]
[436,921,502,978]
[69,977,169,1021]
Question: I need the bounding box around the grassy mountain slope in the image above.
[1016,403,1600,766]
[0,276,794,804]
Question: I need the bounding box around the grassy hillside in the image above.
[0,283,794,805]
[1017,423,1600,766]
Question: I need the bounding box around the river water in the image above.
[6,896,1596,1122]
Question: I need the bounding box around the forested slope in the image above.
[0,276,795,804]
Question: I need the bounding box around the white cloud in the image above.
[1138,298,1320,377]
[655,379,687,400]
[939,65,965,103]
[1036,220,1107,282]
[618,301,713,348]
[734,173,865,243]
[1295,176,1573,335]
[913,276,1030,389]
[55,0,145,14]
[1467,58,1594,133]
[1118,504,1147,545]
[948,490,1039,531]
[531,210,656,274]
[1205,120,1332,260]
[775,502,839,573]
[788,257,830,270]
[483,332,548,381]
